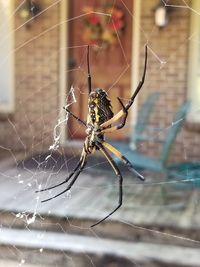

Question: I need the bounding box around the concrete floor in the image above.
[0,260,48,267]
[0,152,199,230]
[0,153,200,267]
[0,153,199,237]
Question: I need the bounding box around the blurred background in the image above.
[0,0,200,266]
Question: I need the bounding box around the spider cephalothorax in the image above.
[37,45,148,227]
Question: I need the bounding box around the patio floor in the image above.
[0,152,199,233]
[1,152,200,266]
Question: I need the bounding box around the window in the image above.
[0,0,14,113]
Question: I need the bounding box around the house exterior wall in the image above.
[0,0,199,162]
[138,0,199,162]
[0,0,60,153]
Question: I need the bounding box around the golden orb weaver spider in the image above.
[36,45,147,227]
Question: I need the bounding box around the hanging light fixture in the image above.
[154,1,170,28]
[19,0,41,28]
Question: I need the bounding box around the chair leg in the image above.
[160,171,188,209]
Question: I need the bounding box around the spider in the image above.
[36,45,147,227]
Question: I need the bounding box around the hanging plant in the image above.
[82,5,125,48]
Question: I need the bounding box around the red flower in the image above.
[83,5,125,47]
[89,40,98,45]
[108,7,123,19]
[88,14,100,25]
[107,18,124,31]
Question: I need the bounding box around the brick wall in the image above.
[138,0,199,162]
[0,0,199,163]
[0,0,60,154]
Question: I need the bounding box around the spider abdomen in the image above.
[88,88,114,126]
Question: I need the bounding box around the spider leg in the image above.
[36,153,84,193]
[100,45,147,130]
[100,97,128,134]
[41,154,87,203]
[63,107,87,127]
[91,142,123,227]
[125,44,147,111]
[87,45,92,94]
[102,141,144,181]
[116,97,128,129]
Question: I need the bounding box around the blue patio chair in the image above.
[167,162,200,189]
[110,92,160,152]
[113,101,191,174]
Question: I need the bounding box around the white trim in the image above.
[59,0,68,145]
[130,0,141,144]
[187,0,200,123]
[0,0,15,114]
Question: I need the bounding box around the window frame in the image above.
[0,0,15,114]
[187,0,200,124]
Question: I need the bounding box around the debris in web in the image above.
[47,86,77,158]
[1,1,200,266]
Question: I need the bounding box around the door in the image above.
[67,0,133,140]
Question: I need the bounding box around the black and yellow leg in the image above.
[102,142,144,181]
[91,142,123,227]
[100,109,124,129]
[87,45,92,94]
[36,149,86,194]
[40,152,87,203]
[100,45,147,131]
[115,97,128,129]
[100,97,128,134]
[63,107,87,127]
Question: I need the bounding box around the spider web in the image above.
[0,0,200,266]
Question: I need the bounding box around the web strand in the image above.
[0,1,200,266]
